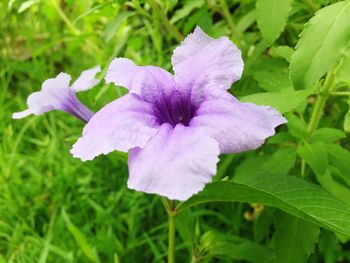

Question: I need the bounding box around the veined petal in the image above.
[172,26,243,104]
[71,93,159,161]
[12,73,93,122]
[127,123,220,201]
[71,66,101,92]
[190,96,286,154]
[105,58,176,103]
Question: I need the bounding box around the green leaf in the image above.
[344,97,350,133]
[256,0,292,44]
[337,47,350,84]
[179,173,350,237]
[102,11,133,43]
[298,142,328,175]
[61,209,100,263]
[18,0,40,13]
[272,45,294,62]
[286,113,307,139]
[316,168,350,205]
[290,1,350,89]
[170,0,204,23]
[311,128,346,143]
[326,144,350,186]
[251,58,292,92]
[234,148,296,182]
[239,89,311,113]
[273,211,320,263]
[199,231,275,263]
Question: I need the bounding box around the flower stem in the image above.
[168,207,175,263]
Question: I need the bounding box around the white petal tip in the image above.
[12,109,32,119]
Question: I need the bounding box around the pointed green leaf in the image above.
[290,1,350,89]
[298,142,328,175]
[200,231,275,263]
[273,211,320,263]
[256,0,293,44]
[179,173,350,237]
[311,128,346,143]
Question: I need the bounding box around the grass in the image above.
[1,0,349,262]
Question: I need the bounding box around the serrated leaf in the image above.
[240,89,311,113]
[290,1,350,89]
[200,231,275,263]
[316,168,350,205]
[254,207,274,242]
[326,144,350,186]
[311,128,346,143]
[273,211,320,263]
[256,0,292,44]
[179,173,350,237]
[298,142,328,175]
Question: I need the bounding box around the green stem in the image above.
[167,200,176,263]
[148,0,183,42]
[50,0,80,35]
[306,69,336,139]
[330,91,350,96]
[219,0,242,45]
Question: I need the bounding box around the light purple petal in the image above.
[190,96,287,154]
[71,66,101,92]
[71,93,159,161]
[12,73,93,122]
[172,26,244,104]
[12,109,32,119]
[105,58,176,103]
[127,123,220,201]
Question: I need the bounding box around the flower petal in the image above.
[12,73,93,122]
[190,96,287,154]
[71,66,101,92]
[127,123,220,201]
[172,26,243,104]
[105,58,176,103]
[71,94,159,161]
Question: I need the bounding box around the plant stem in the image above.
[168,208,175,263]
[330,91,350,96]
[148,0,183,42]
[50,0,80,35]
[306,69,336,139]
[219,0,242,45]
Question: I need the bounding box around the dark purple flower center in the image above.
[153,92,196,126]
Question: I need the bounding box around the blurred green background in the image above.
[1,0,349,262]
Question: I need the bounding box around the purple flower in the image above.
[12,66,101,122]
[71,27,286,201]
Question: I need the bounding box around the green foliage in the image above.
[273,211,320,263]
[2,0,350,262]
[290,1,350,89]
[180,173,350,237]
[256,0,293,44]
